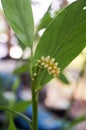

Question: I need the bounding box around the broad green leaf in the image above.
[0,105,32,126]
[8,118,16,130]
[1,0,34,47]
[33,0,86,85]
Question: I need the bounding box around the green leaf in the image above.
[17,37,26,50]
[13,63,30,74]
[12,78,20,92]
[12,101,31,113]
[34,5,52,41]
[0,105,32,126]
[58,73,69,84]
[38,6,64,31]
[38,5,52,30]
[1,0,34,47]
[8,118,16,130]
[65,116,86,130]
[33,0,86,85]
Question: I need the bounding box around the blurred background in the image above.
[0,0,86,130]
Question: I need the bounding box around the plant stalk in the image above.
[32,82,38,130]
[30,48,38,130]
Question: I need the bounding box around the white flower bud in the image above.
[48,66,52,70]
[34,73,37,76]
[35,63,38,66]
[51,70,56,74]
[53,65,57,69]
[46,56,50,60]
[37,60,41,63]
[50,58,55,63]
[44,64,49,68]
[54,62,58,66]
[41,56,45,60]
[32,78,35,81]
[41,62,45,65]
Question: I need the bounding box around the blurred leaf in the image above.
[12,78,20,92]
[58,73,69,84]
[38,5,52,30]
[80,58,86,77]
[8,118,16,130]
[65,116,86,130]
[0,105,32,126]
[34,0,86,85]
[13,101,31,113]
[38,6,64,31]
[18,37,26,50]
[13,63,30,74]
[34,5,52,41]
[1,0,34,47]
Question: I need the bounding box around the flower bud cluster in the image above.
[32,56,60,81]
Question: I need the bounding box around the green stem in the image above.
[30,47,38,130]
[32,82,38,130]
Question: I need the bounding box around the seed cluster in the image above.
[32,56,60,80]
